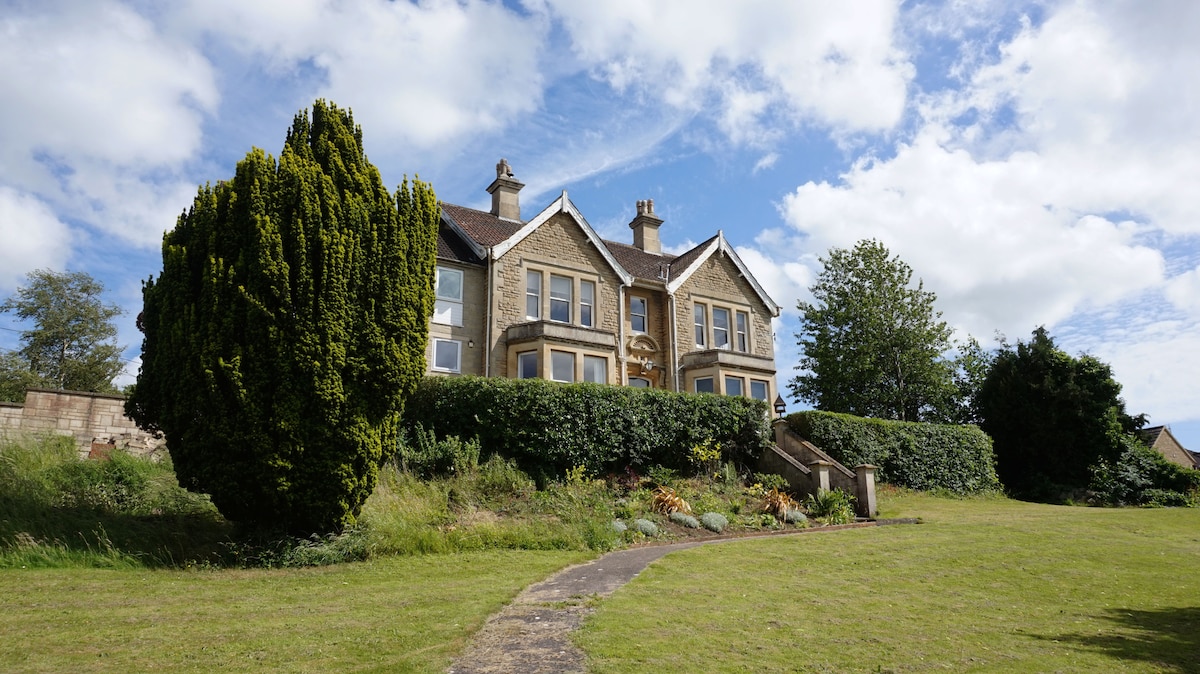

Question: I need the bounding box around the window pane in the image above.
[583,355,607,383]
[550,275,572,323]
[750,380,768,401]
[724,375,744,397]
[580,280,595,328]
[433,340,460,372]
[629,377,651,388]
[631,297,647,333]
[436,267,463,301]
[551,351,575,382]
[713,308,730,349]
[736,311,748,352]
[694,304,707,347]
[526,270,541,319]
[433,299,463,327]
[694,377,714,394]
[517,352,538,379]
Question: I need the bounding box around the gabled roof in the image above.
[436,200,780,316]
[666,231,781,316]
[436,222,484,265]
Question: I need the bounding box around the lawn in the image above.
[575,490,1200,673]
[0,549,589,673]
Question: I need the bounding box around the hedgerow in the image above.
[788,411,1000,495]
[403,376,771,478]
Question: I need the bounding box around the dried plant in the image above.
[760,488,798,519]
[652,485,692,515]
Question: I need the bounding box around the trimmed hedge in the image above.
[403,376,771,478]
[788,411,1000,494]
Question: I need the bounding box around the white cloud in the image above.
[0,1,217,247]
[1165,266,1200,316]
[0,188,73,292]
[542,0,913,142]
[176,0,547,151]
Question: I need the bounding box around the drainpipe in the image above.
[668,292,680,391]
[618,284,627,384]
[484,247,494,377]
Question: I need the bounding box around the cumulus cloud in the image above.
[0,188,73,292]
[542,0,913,143]
[0,1,217,246]
[175,0,547,151]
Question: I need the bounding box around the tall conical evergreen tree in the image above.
[128,101,438,534]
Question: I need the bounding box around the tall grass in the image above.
[0,434,230,568]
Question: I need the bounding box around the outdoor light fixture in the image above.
[773,394,786,418]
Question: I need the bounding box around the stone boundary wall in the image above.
[0,388,165,459]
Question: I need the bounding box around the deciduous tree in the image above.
[790,239,955,422]
[127,101,438,535]
[0,269,124,398]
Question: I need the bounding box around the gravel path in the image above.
[447,520,913,673]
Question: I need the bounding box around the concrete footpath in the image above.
[447,520,914,673]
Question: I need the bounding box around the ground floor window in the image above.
[583,355,607,384]
[724,375,744,397]
[629,377,651,388]
[517,351,537,379]
[750,379,769,401]
[694,376,714,394]
[551,350,575,382]
[432,339,461,373]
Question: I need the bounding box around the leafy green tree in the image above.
[937,335,993,425]
[978,327,1145,497]
[127,100,439,535]
[0,269,124,398]
[790,239,955,422]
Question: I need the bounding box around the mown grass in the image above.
[574,489,1200,673]
[0,549,589,673]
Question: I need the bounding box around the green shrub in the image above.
[611,520,628,533]
[700,512,728,533]
[397,426,481,479]
[751,472,789,492]
[669,512,700,528]
[633,519,659,537]
[1089,436,1200,507]
[805,488,856,525]
[404,376,772,477]
[784,509,808,525]
[789,411,1000,494]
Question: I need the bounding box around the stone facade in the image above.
[1140,426,1199,470]
[0,388,165,459]
[433,160,781,402]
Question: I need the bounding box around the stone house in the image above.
[1138,425,1199,470]
[427,159,781,403]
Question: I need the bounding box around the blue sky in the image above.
[3,0,1199,449]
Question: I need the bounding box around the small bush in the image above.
[669,512,700,528]
[646,465,681,488]
[760,488,797,519]
[784,509,808,525]
[805,488,856,525]
[633,518,659,537]
[700,512,728,533]
[751,472,789,492]
[397,425,481,479]
[611,520,628,533]
[652,485,691,514]
[1089,436,1200,507]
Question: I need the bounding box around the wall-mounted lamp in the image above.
[467,339,474,348]
[639,357,655,374]
[773,394,787,419]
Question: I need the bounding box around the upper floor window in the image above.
[713,307,730,350]
[580,280,595,328]
[526,270,542,319]
[694,304,707,348]
[736,311,749,352]
[630,296,647,333]
[550,275,572,323]
[433,267,463,326]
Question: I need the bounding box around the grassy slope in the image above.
[575,491,1200,673]
[0,549,589,673]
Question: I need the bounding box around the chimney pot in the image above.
[629,198,664,255]
[487,157,524,220]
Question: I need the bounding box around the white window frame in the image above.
[580,280,595,328]
[433,266,464,327]
[432,338,462,373]
[713,307,731,350]
[550,350,575,382]
[517,351,538,379]
[549,274,572,323]
[630,296,647,333]
[526,270,542,319]
[694,304,707,348]
[736,311,749,353]
[694,376,714,394]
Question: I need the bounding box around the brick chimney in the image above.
[487,158,524,221]
[629,199,664,255]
